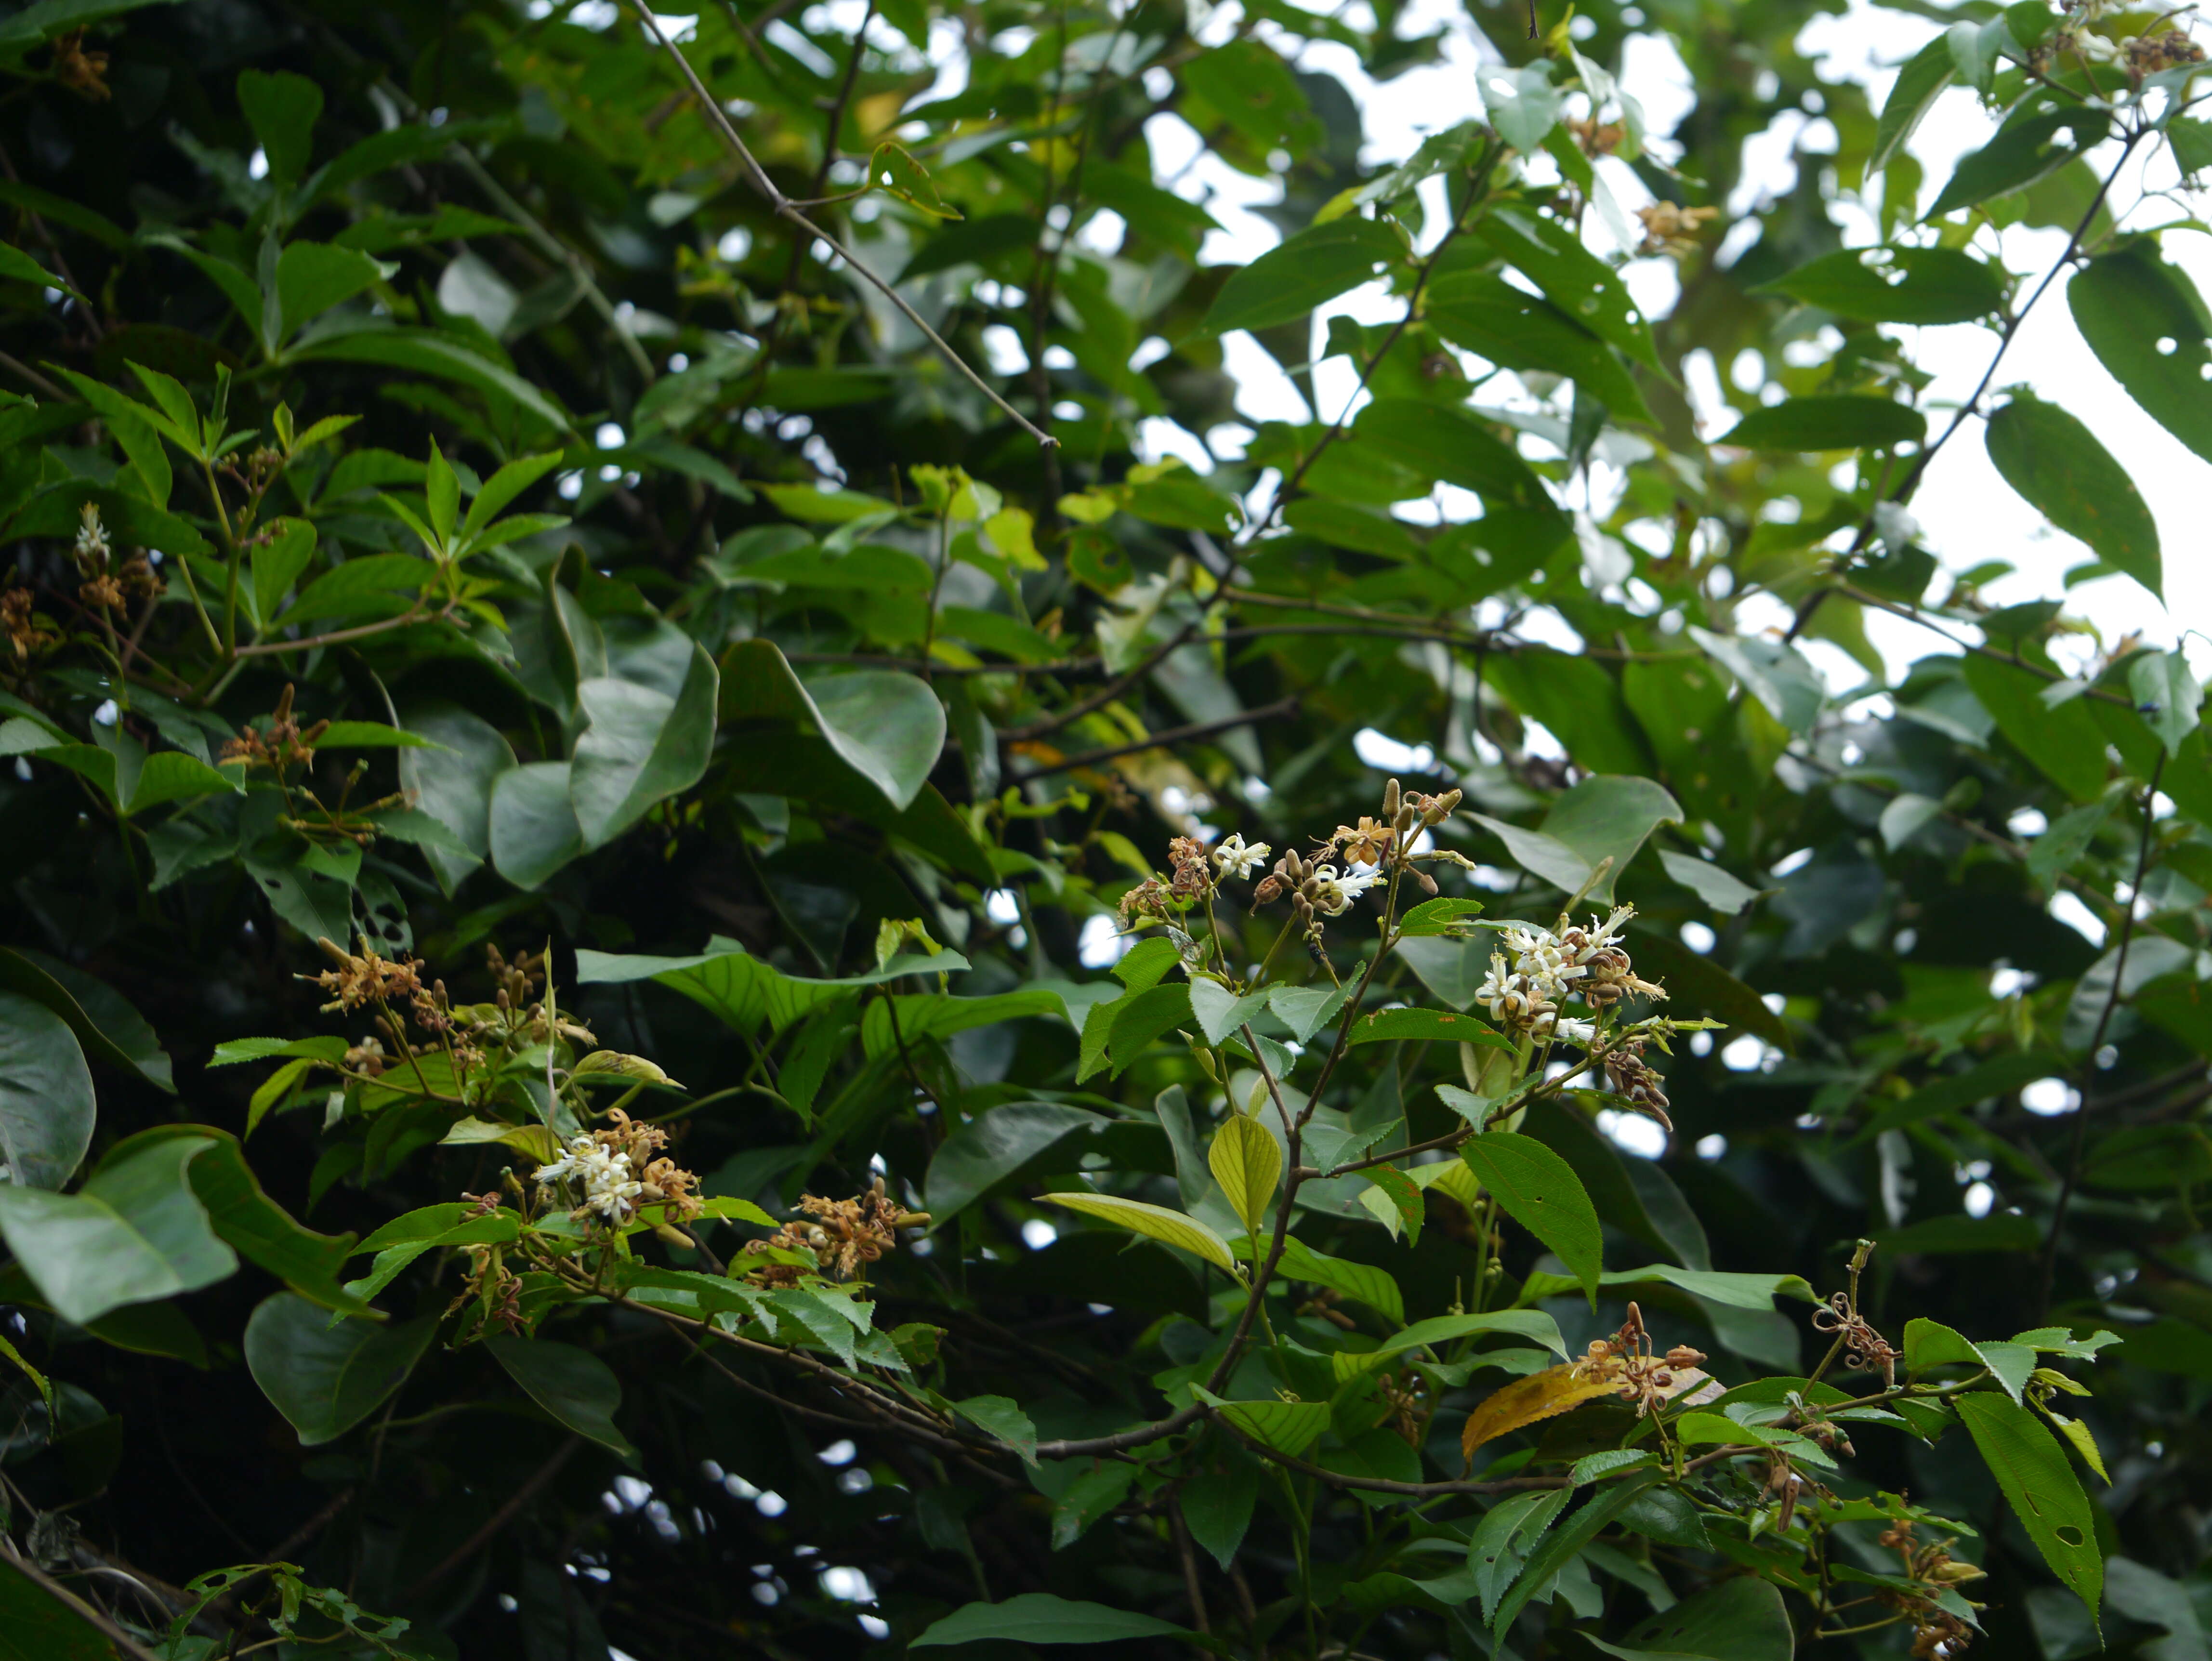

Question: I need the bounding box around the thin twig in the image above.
[1006,697,1298,778]
[998,618,1200,742]
[403,1437,582,1596]
[0,1541,168,1661]
[2038,751,2167,1316]
[624,2,1058,448]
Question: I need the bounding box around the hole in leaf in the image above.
[2158,337,2179,355]
[2055,1525,2085,1546]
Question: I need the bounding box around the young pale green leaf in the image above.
[1208,1111,1281,1239]
[1985,396,2160,600]
[1038,1191,1238,1273]
[1458,1134,1603,1305]
[1272,1236,1405,1324]
[1334,1309,1565,1380]
[1482,60,1562,154]
[1191,1385,1331,1456]
[2128,650,2201,754]
[1395,896,1486,937]
[1362,1165,1424,1244]
[1344,1006,1512,1048]
[1956,1391,2103,1624]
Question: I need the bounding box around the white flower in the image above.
[536,1134,644,1220]
[1540,1016,1598,1047]
[1211,833,1272,880]
[1309,864,1367,916]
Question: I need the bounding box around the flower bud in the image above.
[1382,778,1401,818]
[1394,804,1419,835]
[1422,788,1463,826]
[1927,1561,1986,1585]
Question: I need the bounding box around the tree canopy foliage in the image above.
[0,0,2210,1655]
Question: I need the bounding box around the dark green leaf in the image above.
[912,1594,1192,1648]
[1985,395,2160,598]
[2069,244,2212,464]
[1584,1577,1793,1660]
[487,761,585,889]
[0,1135,234,1323]
[1199,218,1403,337]
[487,1335,639,1460]
[0,1559,117,1661]
[1459,1133,1603,1304]
[245,1292,437,1445]
[1929,105,2110,218]
[1870,36,1958,175]
[237,67,322,186]
[924,1102,1104,1222]
[1956,1391,2103,1622]
[571,642,720,847]
[1722,395,1925,451]
[1758,245,2004,324]
[0,947,171,1092]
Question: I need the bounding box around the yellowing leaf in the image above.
[984,506,1044,569]
[869,142,961,220]
[1208,1113,1281,1239]
[2047,1411,2110,1484]
[1460,1362,1627,1457]
[1038,1191,1238,1274]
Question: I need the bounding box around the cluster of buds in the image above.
[1117,830,1277,926]
[1477,905,1665,1046]
[69,506,160,617]
[2,585,59,665]
[49,27,110,100]
[1566,113,1626,158]
[740,1176,927,1287]
[2124,25,2205,78]
[450,1196,526,1335]
[1602,1037,1673,1130]
[222,684,328,776]
[1636,200,1719,259]
[1579,1303,1711,1420]
[533,1108,702,1227]
[1376,1368,1430,1449]
[1878,1518,1983,1658]
[1252,844,1382,922]
[308,934,424,1014]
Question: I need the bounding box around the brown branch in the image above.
[0,1542,168,1661]
[1007,698,1298,779]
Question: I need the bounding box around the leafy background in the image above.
[0,0,2209,1656]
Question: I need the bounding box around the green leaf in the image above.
[423,438,458,546]
[1985,396,2160,600]
[911,1594,1192,1648]
[721,642,946,811]
[1396,897,1487,937]
[2129,650,2201,755]
[1956,1390,2103,1624]
[0,1559,118,1661]
[0,986,95,1194]
[244,1292,438,1445]
[1930,105,2110,218]
[1656,850,1764,916]
[1475,206,1661,370]
[487,1335,639,1460]
[1424,271,1651,421]
[2070,244,2212,465]
[250,516,318,629]
[237,67,322,186]
[0,945,171,1092]
[1540,774,1687,904]
[1181,1458,1260,1569]
[1459,1134,1603,1305]
[1363,1164,1424,1243]
[1192,1385,1331,1455]
[1757,244,2004,324]
[1266,983,1348,1043]
[1037,1191,1238,1273]
[1492,1470,1664,1642]
[1209,1111,1281,1238]
[1483,60,1563,154]
[460,450,565,541]
[1344,1006,1511,1048]
[1273,1236,1405,1324]
[1721,395,1925,451]
[577,936,969,1035]
[275,241,392,342]
[1583,1577,1794,1660]
[1855,1050,2067,1142]
[488,761,585,889]
[1199,217,1403,336]
[1962,653,2110,802]
[1108,983,1195,1074]
[291,325,571,435]
[1333,1309,1566,1380]
[1187,978,1271,1046]
[570,642,720,848]
[396,702,516,894]
[923,1102,1104,1223]
[1352,397,1556,508]
[156,1129,366,1315]
[0,1135,234,1323]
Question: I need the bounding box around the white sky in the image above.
[1125,0,2211,686]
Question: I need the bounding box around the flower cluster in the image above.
[1578,1303,1711,1421]
[533,1108,701,1226]
[223,683,329,776]
[1475,905,1664,1045]
[1636,200,1719,259]
[740,1176,926,1287]
[1877,1517,1984,1658]
[69,505,160,616]
[2,585,59,664]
